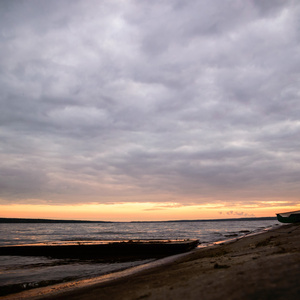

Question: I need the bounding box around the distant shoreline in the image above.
[0,218,112,224]
[0,217,276,223]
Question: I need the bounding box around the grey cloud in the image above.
[225,211,255,217]
[0,0,299,205]
[0,167,48,199]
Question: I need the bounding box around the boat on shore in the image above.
[276,210,300,223]
[0,239,199,260]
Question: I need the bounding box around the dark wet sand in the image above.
[4,223,300,300]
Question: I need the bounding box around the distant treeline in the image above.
[0,217,276,223]
[0,218,111,223]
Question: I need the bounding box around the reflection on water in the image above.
[0,255,153,285]
[0,220,278,246]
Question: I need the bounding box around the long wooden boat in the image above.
[0,239,199,260]
[276,210,300,223]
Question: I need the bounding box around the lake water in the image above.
[0,219,279,296]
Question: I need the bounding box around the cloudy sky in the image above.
[0,0,299,220]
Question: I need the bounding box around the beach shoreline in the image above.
[2,223,300,300]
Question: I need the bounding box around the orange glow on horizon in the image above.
[0,201,299,222]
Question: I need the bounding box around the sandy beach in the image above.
[3,223,300,300]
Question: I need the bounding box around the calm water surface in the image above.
[0,220,279,296]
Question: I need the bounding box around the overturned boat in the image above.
[0,239,199,260]
[276,210,300,223]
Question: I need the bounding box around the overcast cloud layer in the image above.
[0,0,299,207]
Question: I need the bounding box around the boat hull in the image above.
[276,212,300,223]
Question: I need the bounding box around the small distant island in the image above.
[0,217,276,223]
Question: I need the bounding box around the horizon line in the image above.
[0,216,277,223]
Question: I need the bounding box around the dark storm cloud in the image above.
[0,0,299,205]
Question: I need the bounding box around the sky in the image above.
[0,0,299,221]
